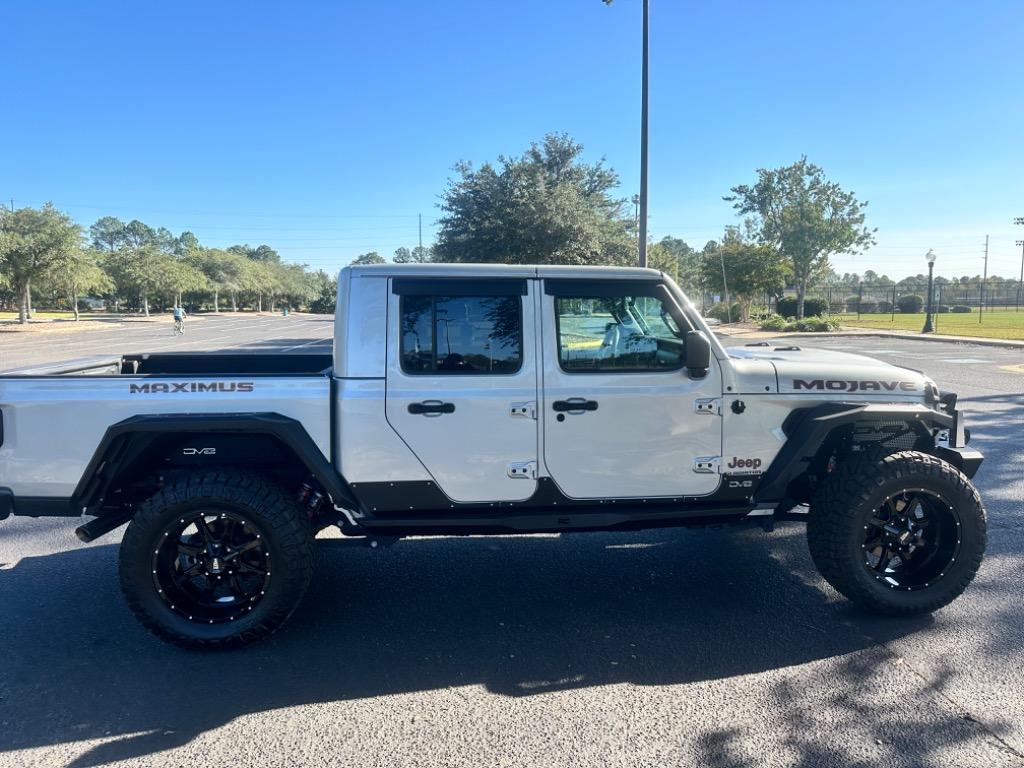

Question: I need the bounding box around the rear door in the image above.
[384,277,539,503]
[540,279,723,499]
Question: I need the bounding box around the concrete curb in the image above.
[773,331,1024,349]
[714,327,1024,349]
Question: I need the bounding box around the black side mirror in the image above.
[685,330,711,378]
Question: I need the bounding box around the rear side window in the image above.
[400,295,522,375]
[555,294,686,372]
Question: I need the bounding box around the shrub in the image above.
[706,301,743,323]
[896,294,924,313]
[844,295,861,311]
[875,300,893,313]
[790,316,840,332]
[758,314,788,331]
[951,305,973,313]
[857,300,878,314]
[758,314,839,333]
[776,297,827,318]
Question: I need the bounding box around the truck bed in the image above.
[0,353,333,499]
[0,353,332,377]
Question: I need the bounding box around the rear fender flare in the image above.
[72,412,358,513]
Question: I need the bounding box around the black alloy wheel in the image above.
[860,489,961,591]
[152,509,272,624]
[808,451,986,615]
[120,471,315,648]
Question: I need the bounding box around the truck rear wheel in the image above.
[119,471,315,649]
[807,450,986,615]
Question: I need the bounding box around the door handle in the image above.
[552,398,599,413]
[408,400,455,416]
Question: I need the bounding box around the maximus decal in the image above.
[129,382,255,394]
[793,379,917,393]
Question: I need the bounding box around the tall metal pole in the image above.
[1016,239,1023,312]
[1015,216,1024,312]
[979,235,988,324]
[638,0,649,268]
[922,261,935,333]
[418,213,423,254]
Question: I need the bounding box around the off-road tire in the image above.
[807,450,986,615]
[119,471,315,649]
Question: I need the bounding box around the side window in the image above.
[400,295,522,375]
[556,294,686,372]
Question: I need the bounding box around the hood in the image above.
[727,344,932,397]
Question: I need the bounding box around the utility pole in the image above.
[418,213,423,254]
[1015,217,1024,312]
[638,0,649,268]
[979,235,988,324]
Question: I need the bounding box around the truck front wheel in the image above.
[119,471,315,648]
[807,450,986,615]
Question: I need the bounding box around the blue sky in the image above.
[2,0,1022,279]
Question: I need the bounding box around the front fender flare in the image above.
[754,402,965,505]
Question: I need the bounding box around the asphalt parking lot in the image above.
[0,322,1022,767]
[0,313,335,372]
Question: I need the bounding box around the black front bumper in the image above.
[934,445,984,479]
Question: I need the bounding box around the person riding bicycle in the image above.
[172,305,186,334]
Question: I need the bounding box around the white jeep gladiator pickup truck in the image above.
[0,264,985,648]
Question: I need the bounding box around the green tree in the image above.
[277,263,317,309]
[186,248,234,312]
[89,216,126,252]
[699,227,788,321]
[123,219,157,248]
[0,204,82,323]
[308,270,337,313]
[434,133,634,265]
[394,245,435,263]
[154,227,177,253]
[45,248,113,320]
[175,231,201,256]
[229,243,280,263]
[650,236,699,290]
[250,244,280,263]
[726,157,875,319]
[104,245,195,316]
[351,251,386,265]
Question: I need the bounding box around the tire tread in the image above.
[807,450,986,615]
[119,470,315,649]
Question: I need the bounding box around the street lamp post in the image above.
[604,0,650,267]
[1015,217,1024,312]
[922,249,937,334]
[638,0,649,267]
[1016,240,1024,312]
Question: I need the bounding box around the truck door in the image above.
[540,279,723,499]
[384,277,539,503]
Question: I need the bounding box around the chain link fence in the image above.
[791,280,1024,338]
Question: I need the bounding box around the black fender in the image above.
[753,401,971,505]
[72,412,359,513]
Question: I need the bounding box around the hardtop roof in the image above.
[344,263,664,280]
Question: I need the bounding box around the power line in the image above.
[4,197,422,220]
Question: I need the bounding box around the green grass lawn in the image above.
[0,310,78,321]
[837,310,1024,340]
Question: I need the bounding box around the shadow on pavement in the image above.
[0,524,937,766]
